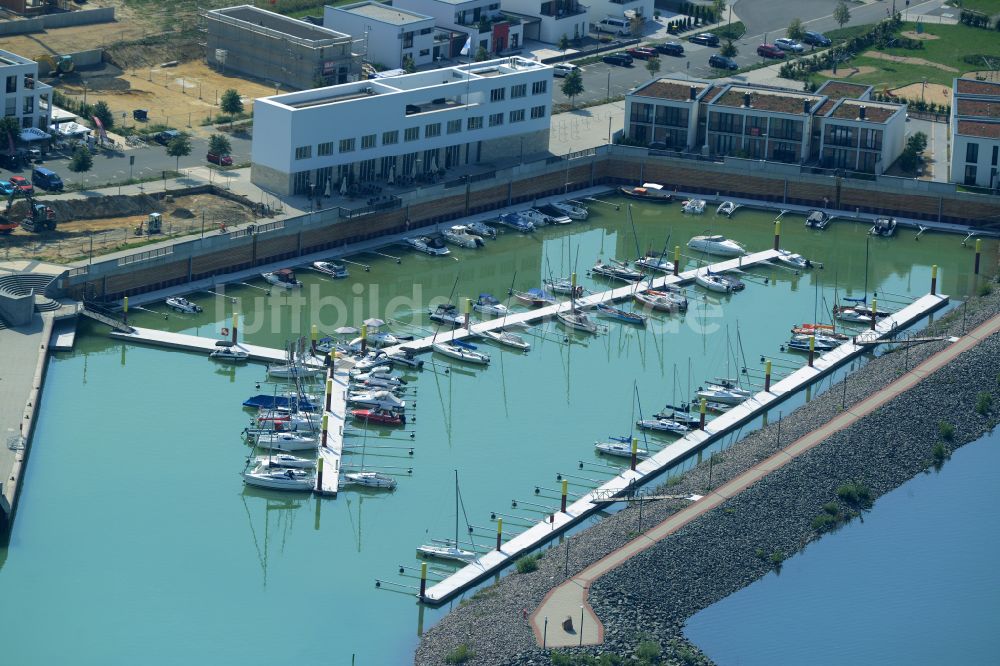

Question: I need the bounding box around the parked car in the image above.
[552,62,580,77]
[648,141,669,151]
[0,180,15,197]
[688,33,720,47]
[602,52,634,66]
[0,153,22,170]
[803,31,831,47]
[774,38,805,53]
[656,42,685,56]
[757,43,786,59]
[9,175,33,194]
[626,46,659,60]
[154,130,182,145]
[31,167,63,191]
[708,54,739,70]
[207,152,233,166]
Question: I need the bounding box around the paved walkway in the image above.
[531,310,1000,648]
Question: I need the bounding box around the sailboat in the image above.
[417,471,478,563]
[477,273,531,351]
[342,420,398,490]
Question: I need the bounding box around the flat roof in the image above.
[957,120,1000,139]
[955,78,1000,97]
[0,49,34,67]
[956,98,1000,119]
[815,80,871,100]
[633,78,713,102]
[337,2,433,26]
[711,86,820,114]
[208,5,348,42]
[828,99,899,123]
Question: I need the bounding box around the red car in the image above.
[627,46,659,60]
[757,43,786,59]
[9,175,33,194]
[207,152,233,166]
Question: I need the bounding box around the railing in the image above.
[67,266,89,277]
[117,245,173,266]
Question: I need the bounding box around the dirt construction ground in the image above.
[0,193,255,264]
[0,21,149,60]
[890,82,952,106]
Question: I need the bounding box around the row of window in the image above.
[294,106,547,160]
[966,143,1000,166]
[489,81,547,102]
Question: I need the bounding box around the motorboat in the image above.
[695,381,750,405]
[210,347,249,363]
[591,259,644,282]
[466,220,498,239]
[832,306,871,324]
[543,277,583,296]
[166,296,202,313]
[512,288,556,307]
[433,341,490,365]
[472,293,509,317]
[406,236,450,256]
[682,199,706,214]
[266,363,325,379]
[346,389,406,411]
[556,308,599,333]
[343,470,397,489]
[351,408,406,426]
[786,334,839,352]
[253,454,316,470]
[619,182,674,203]
[635,255,674,274]
[636,418,690,434]
[716,201,739,217]
[551,201,588,220]
[595,436,649,459]
[429,303,466,327]
[442,225,485,248]
[774,249,812,270]
[262,268,302,289]
[634,289,688,312]
[687,235,746,257]
[695,270,743,293]
[252,432,318,452]
[353,350,393,373]
[496,212,535,233]
[480,328,531,351]
[313,260,349,278]
[416,542,477,563]
[595,303,647,326]
[348,330,399,349]
[805,210,831,230]
[385,348,424,370]
[533,204,572,225]
[870,217,897,237]
[519,208,553,227]
[350,368,407,389]
[243,465,315,491]
[243,393,319,412]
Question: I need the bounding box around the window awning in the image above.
[19,127,52,142]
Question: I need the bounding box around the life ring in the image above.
[221,327,230,336]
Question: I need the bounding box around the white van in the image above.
[598,17,631,36]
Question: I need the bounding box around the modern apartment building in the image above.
[624,78,714,151]
[0,49,51,147]
[251,56,553,195]
[951,77,1000,190]
[817,98,905,174]
[393,0,525,56]
[326,2,448,70]
[501,0,589,44]
[585,0,652,27]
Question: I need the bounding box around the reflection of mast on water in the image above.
[241,490,302,587]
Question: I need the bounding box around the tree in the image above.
[474,46,489,62]
[907,131,928,153]
[92,100,114,130]
[645,56,661,79]
[787,18,805,41]
[834,1,851,29]
[720,39,738,58]
[713,0,727,22]
[219,88,244,129]
[561,69,584,108]
[0,116,20,153]
[208,133,232,157]
[402,55,416,74]
[69,146,92,172]
[558,34,569,52]
[166,133,192,171]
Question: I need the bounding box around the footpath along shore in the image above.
[416,274,1000,665]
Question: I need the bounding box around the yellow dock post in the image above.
[808,335,815,367]
[310,323,318,352]
[764,359,772,392]
[360,323,368,353]
[699,398,707,430]
[773,219,781,251]
[870,298,877,331]
[231,312,239,344]
[419,562,428,598]
[974,239,981,275]
[123,296,128,324]
[321,413,329,450]
[630,437,638,471]
[673,245,680,276]
[464,297,472,326]
[326,378,333,411]
[560,479,568,512]
[316,456,324,493]
[931,265,938,295]
[496,518,503,550]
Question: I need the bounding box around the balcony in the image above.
[474,13,522,33]
[540,1,587,18]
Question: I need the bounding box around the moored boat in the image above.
[620,182,674,203]
[716,201,739,217]
[243,465,315,491]
[636,418,690,434]
[429,303,466,327]
[253,453,317,469]
[533,204,572,225]
[870,217,897,237]
[351,407,406,426]
[596,303,647,326]
[694,269,743,293]
[416,542,477,563]
[512,288,556,307]
[634,289,687,312]
[347,389,406,411]
[266,363,325,379]
[635,255,675,274]
[466,220,498,239]
[262,268,302,289]
[687,235,746,257]
[591,259,644,282]
[682,199,706,214]
[551,201,588,220]
[775,249,812,270]
[786,334,839,352]
[556,308,598,333]
[442,225,485,248]
[210,346,249,363]
[496,212,535,232]
[595,436,649,458]
[543,277,583,296]
[343,470,397,489]
[251,432,318,452]
[480,328,531,351]
[432,341,491,365]
[166,296,203,313]
[805,210,831,230]
[405,236,450,256]
[313,260,349,278]
[472,293,509,317]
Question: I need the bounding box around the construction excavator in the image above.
[35,54,75,77]
[0,189,57,233]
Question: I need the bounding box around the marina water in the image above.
[0,200,992,664]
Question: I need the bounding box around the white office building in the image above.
[326,2,445,70]
[393,0,525,57]
[585,0,652,28]
[951,77,1000,190]
[1,49,51,136]
[251,56,553,195]
[501,0,589,44]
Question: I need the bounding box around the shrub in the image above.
[635,639,662,660]
[938,420,955,441]
[770,549,786,566]
[931,442,949,465]
[445,644,474,664]
[69,146,93,172]
[978,282,993,297]
[811,512,839,532]
[515,552,541,573]
[836,481,873,509]
[755,547,766,560]
[975,391,993,415]
[822,501,840,515]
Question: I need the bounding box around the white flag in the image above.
[460,36,472,56]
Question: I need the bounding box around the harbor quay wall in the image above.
[59,147,1000,302]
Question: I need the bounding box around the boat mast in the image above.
[454,469,459,547]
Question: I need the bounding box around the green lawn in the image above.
[952,0,1000,15]
[708,21,746,40]
[817,21,1000,89]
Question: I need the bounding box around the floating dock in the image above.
[109,327,288,363]
[421,291,950,604]
[315,360,351,497]
[384,248,784,355]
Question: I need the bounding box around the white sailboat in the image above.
[417,471,478,563]
[432,341,491,364]
[253,454,317,469]
[243,464,315,491]
[252,432,318,452]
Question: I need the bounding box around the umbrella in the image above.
[334,326,359,335]
[324,178,331,197]
[363,317,386,328]
[411,159,418,180]
[429,153,438,173]
[387,164,395,185]
[340,176,348,196]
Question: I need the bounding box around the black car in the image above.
[154,129,182,145]
[802,31,831,47]
[688,33,720,47]
[602,52,634,66]
[656,42,685,57]
[708,54,739,70]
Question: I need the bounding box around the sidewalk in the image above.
[530,310,1000,648]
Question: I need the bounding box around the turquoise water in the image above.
[0,202,993,664]
[685,429,1000,665]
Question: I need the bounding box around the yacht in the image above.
[313,260,349,278]
[805,210,832,230]
[870,217,897,237]
[405,236,450,256]
[556,308,599,333]
[429,303,466,327]
[262,268,302,288]
[472,293,509,317]
[682,199,706,214]
[210,346,249,363]
[466,220,498,239]
[635,255,674,274]
[687,235,746,257]
[551,201,588,220]
[243,465,315,491]
[433,342,491,365]
[496,211,535,232]
[591,259,644,282]
[716,201,739,217]
[634,289,687,312]
[165,296,202,313]
[774,249,812,270]
[343,471,397,489]
[521,209,553,227]
[620,182,674,203]
[442,225,485,248]
[252,432,318,452]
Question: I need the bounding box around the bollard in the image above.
[931,264,937,295]
[311,324,318,353]
[560,479,568,512]
[419,561,428,598]
[870,298,877,331]
[571,272,578,301]
[773,219,781,251]
[123,296,128,324]
[764,360,772,392]
[321,413,329,449]
[326,378,333,411]
[699,398,707,430]
[808,335,815,367]
[316,456,324,491]
[673,245,680,276]
[630,437,638,471]
[974,239,981,275]
[232,312,239,344]
[464,297,472,326]
[496,518,503,550]
[360,323,368,353]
